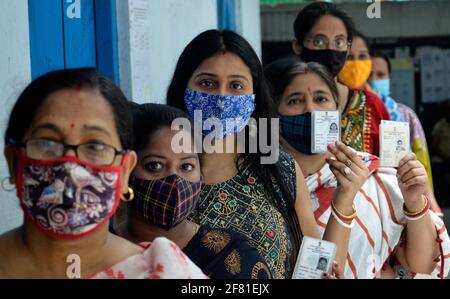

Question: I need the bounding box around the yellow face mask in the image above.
[338,60,372,90]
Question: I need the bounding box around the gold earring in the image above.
[121,187,134,202]
[1,177,15,192]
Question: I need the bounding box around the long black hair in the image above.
[166,29,302,271]
[5,68,133,150]
[293,2,355,46]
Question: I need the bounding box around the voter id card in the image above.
[292,236,337,279]
[311,110,341,154]
[380,120,410,167]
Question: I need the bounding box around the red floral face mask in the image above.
[15,150,128,240]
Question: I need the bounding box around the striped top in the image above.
[307,152,450,279]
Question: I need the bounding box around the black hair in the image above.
[353,30,371,52]
[371,51,392,74]
[166,29,302,271]
[265,55,339,106]
[130,102,193,153]
[293,2,355,45]
[5,68,133,149]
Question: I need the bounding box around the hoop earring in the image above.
[1,177,15,192]
[121,187,134,202]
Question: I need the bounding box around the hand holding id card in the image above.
[292,236,337,279]
[379,120,410,167]
[311,111,341,154]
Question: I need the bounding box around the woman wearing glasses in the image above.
[0,68,206,278]
[292,2,390,156]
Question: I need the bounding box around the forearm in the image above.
[322,195,353,270]
[404,198,438,274]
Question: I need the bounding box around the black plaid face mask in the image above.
[280,112,313,155]
[129,174,203,231]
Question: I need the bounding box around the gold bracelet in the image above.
[331,200,357,221]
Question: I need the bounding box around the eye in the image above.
[230,82,244,90]
[313,37,326,48]
[199,80,216,89]
[359,54,370,60]
[144,162,164,172]
[347,54,355,61]
[335,38,346,49]
[84,143,108,152]
[287,98,303,105]
[181,163,194,172]
[314,97,330,104]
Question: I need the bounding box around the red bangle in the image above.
[403,195,430,219]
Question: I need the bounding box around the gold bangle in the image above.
[331,200,357,221]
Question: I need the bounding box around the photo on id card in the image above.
[379,120,410,167]
[311,110,341,154]
[292,236,337,279]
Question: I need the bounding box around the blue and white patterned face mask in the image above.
[184,88,256,139]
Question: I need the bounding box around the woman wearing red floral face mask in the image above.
[0,68,206,279]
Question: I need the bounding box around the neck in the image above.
[282,141,329,177]
[122,213,198,250]
[20,219,112,278]
[335,79,350,114]
[201,135,240,184]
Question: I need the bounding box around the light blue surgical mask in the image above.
[184,88,256,139]
[369,79,391,98]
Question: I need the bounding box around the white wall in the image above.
[235,0,262,59]
[117,0,218,104]
[0,0,30,234]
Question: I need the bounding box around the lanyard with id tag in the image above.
[312,110,341,154]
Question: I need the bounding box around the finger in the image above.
[334,141,367,171]
[398,167,426,183]
[330,165,352,185]
[398,152,417,168]
[403,176,427,188]
[332,261,344,279]
[327,159,354,180]
[328,146,362,176]
[397,160,422,178]
[322,272,336,279]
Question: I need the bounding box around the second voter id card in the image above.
[311,110,341,154]
[380,120,410,167]
[292,236,337,279]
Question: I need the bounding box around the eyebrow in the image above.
[194,73,250,83]
[81,125,112,138]
[286,92,304,98]
[180,155,199,161]
[142,154,167,160]
[30,123,62,136]
[314,90,333,97]
[286,90,332,98]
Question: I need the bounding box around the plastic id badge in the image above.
[380,120,410,167]
[292,236,337,279]
[311,110,341,154]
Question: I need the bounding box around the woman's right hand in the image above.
[326,141,369,209]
